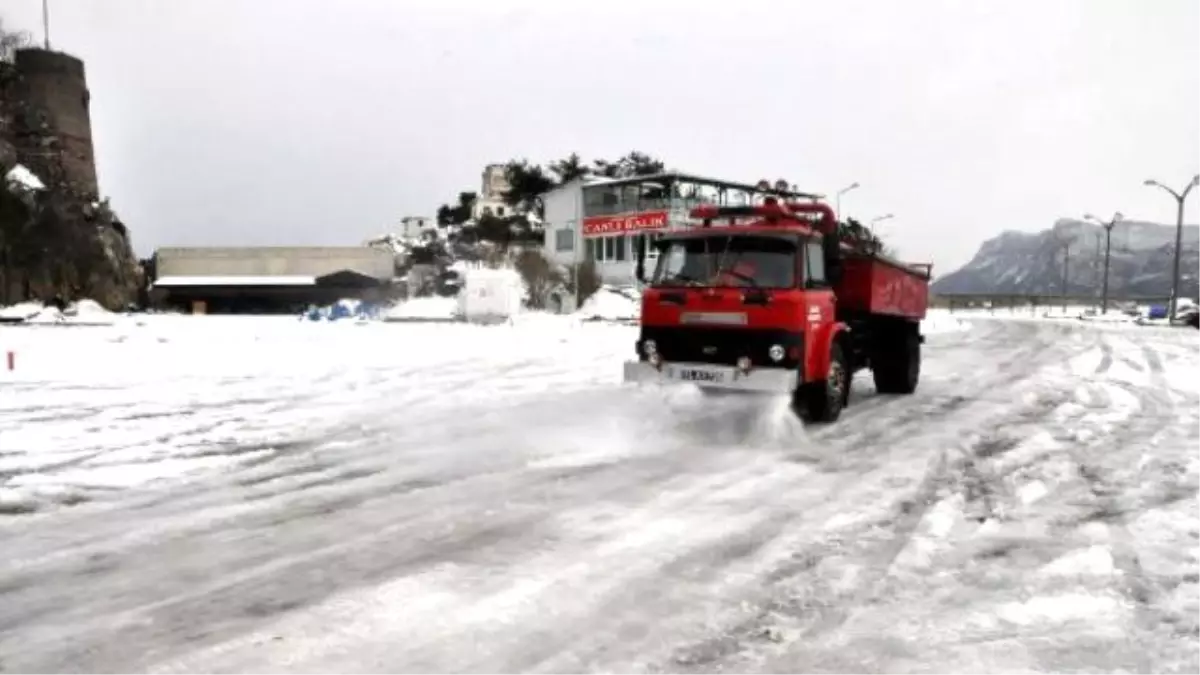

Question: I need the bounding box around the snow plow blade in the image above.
[623,360,799,393]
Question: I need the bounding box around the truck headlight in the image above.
[768,344,785,362]
[737,356,752,372]
[643,339,657,356]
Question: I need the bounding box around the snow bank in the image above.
[384,296,460,321]
[0,301,44,322]
[1079,311,1139,325]
[23,307,65,325]
[575,287,640,322]
[0,299,118,326]
[920,310,970,335]
[62,299,118,325]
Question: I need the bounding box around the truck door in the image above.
[802,238,836,380]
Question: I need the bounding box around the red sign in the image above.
[582,210,669,237]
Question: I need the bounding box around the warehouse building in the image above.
[150,246,397,314]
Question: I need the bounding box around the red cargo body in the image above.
[835,253,931,320]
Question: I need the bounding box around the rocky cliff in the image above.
[0,48,141,309]
[932,218,1199,299]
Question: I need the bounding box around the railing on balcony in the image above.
[582,196,741,218]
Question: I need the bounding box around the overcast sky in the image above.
[3,0,1197,273]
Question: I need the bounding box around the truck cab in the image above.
[624,199,931,423]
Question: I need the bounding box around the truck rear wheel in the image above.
[873,331,920,394]
[799,342,849,423]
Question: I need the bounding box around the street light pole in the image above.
[1053,227,1074,314]
[835,182,860,221]
[869,213,894,253]
[1084,211,1123,314]
[1061,241,1071,313]
[1144,175,1199,321]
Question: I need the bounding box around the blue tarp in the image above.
[303,301,382,321]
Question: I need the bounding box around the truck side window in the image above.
[806,241,826,286]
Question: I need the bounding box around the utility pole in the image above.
[1053,227,1074,314]
[1084,212,1124,314]
[1144,175,1199,321]
[1061,241,1070,313]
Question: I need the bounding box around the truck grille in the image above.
[637,326,803,368]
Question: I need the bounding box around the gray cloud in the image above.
[4,0,1197,274]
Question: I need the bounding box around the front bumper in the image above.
[623,360,799,394]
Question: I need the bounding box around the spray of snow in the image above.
[575,287,640,322]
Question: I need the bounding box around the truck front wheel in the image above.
[799,342,849,423]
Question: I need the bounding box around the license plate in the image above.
[671,366,728,383]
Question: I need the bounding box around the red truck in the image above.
[623,198,932,423]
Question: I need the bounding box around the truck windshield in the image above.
[650,235,797,288]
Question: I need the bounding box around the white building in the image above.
[397,216,438,240]
[471,163,514,220]
[540,171,820,290]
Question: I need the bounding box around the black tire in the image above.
[873,330,921,394]
[800,342,849,423]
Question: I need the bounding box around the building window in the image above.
[555,228,574,252]
[497,206,505,217]
[587,235,636,263]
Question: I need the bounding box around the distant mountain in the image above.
[931,219,1199,299]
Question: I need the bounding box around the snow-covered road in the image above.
[0,316,1196,673]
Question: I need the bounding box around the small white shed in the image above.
[457,267,524,324]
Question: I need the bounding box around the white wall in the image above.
[542,181,584,268]
[399,216,437,240]
[471,198,512,220]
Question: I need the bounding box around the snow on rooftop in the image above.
[152,275,316,287]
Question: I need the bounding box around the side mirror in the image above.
[635,236,647,283]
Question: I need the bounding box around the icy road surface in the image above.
[0,315,1197,673]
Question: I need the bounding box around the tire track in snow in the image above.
[5,319,1192,673]
[1060,335,1198,652]
[659,323,1094,672]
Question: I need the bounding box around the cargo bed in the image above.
[833,251,931,320]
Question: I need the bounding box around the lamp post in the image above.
[1083,211,1123,314]
[1052,227,1075,314]
[869,213,894,230]
[869,213,894,254]
[1143,175,1199,321]
[835,182,859,220]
